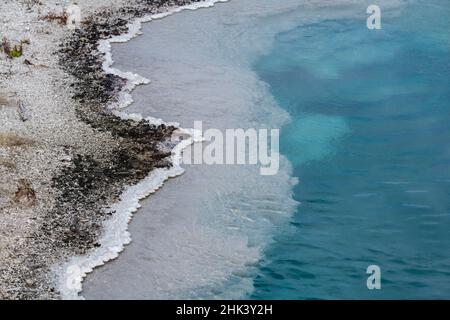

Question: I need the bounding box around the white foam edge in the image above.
[54,0,227,300]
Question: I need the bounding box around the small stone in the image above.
[25,279,35,287]
[14,179,37,207]
[0,289,8,299]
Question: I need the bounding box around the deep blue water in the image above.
[252,0,450,299]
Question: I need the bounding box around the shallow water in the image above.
[83,0,305,299]
[83,0,450,299]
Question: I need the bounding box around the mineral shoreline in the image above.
[0,0,203,299]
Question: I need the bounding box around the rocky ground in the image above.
[0,0,200,299]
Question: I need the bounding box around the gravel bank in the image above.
[0,0,203,299]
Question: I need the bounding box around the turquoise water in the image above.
[252,0,450,299]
